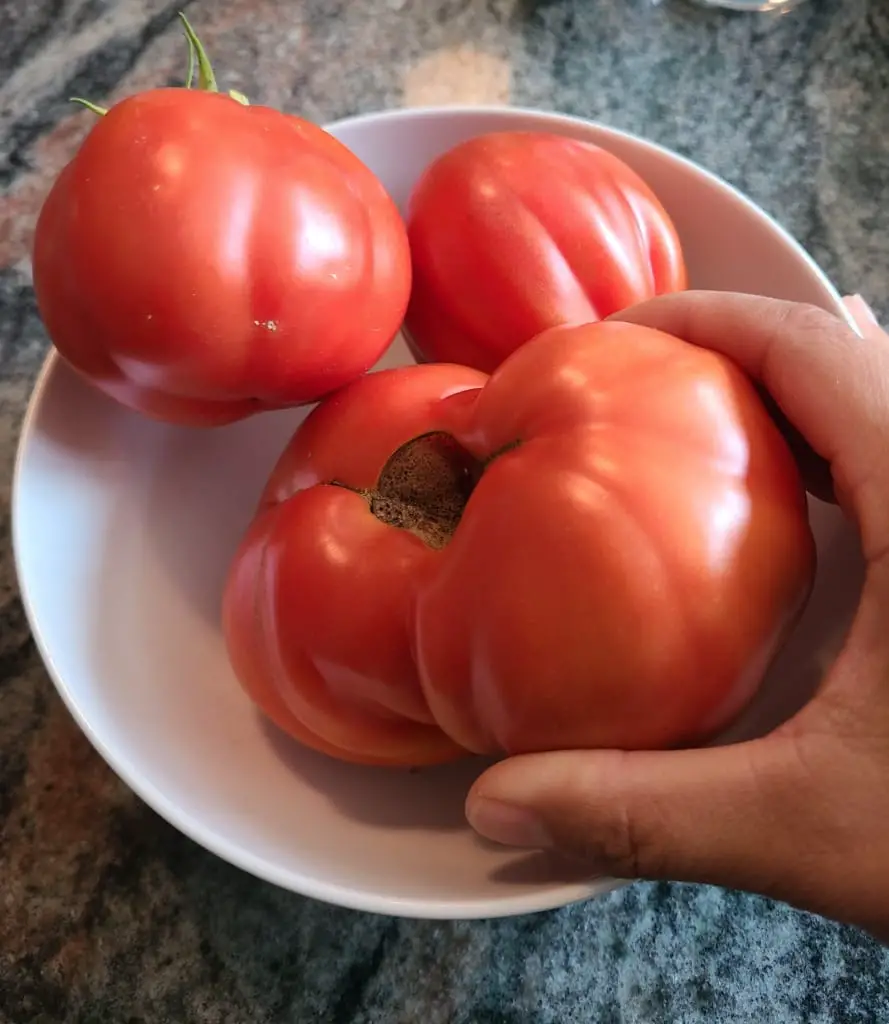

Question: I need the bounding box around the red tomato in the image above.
[404,131,688,373]
[32,89,410,426]
[223,321,815,766]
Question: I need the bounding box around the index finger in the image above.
[609,291,889,518]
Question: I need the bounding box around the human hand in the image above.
[465,290,889,942]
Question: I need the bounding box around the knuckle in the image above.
[781,301,845,338]
[764,301,846,373]
[573,806,650,879]
[562,756,667,880]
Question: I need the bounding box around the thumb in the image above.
[466,740,806,895]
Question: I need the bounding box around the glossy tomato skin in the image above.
[404,132,687,373]
[223,363,487,767]
[224,323,815,766]
[32,90,411,426]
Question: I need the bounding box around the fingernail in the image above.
[844,294,880,330]
[467,798,553,849]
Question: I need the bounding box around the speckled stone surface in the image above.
[3,1,889,1021]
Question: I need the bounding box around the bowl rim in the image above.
[11,104,853,920]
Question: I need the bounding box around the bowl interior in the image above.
[13,106,864,919]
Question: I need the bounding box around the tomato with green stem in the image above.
[33,15,411,426]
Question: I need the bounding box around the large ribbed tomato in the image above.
[223,321,815,767]
[404,131,687,373]
[32,20,409,427]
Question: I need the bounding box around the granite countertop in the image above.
[3,0,889,1020]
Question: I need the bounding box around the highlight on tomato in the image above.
[403,131,688,373]
[222,320,815,767]
[32,15,411,427]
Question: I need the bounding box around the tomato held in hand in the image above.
[223,321,815,766]
[404,131,687,373]
[32,19,410,427]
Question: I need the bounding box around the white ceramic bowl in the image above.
[13,106,864,919]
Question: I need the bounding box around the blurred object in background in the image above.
[681,0,807,10]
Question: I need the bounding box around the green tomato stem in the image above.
[184,29,196,88]
[70,18,245,115]
[70,97,108,116]
[177,12,217,92]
